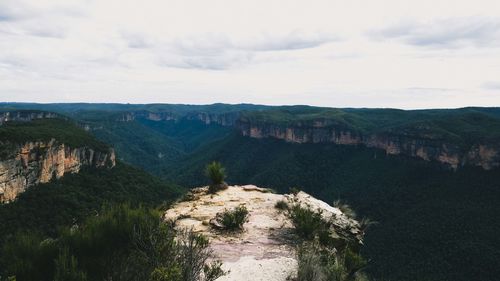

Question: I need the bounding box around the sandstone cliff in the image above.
[0,139,115,203]
[117,110,240,126]
[164,185,361,281]
[115,109,500,169]
[236,119,500,170]
[0,111,60,125]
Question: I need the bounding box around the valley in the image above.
[1,103,499,281]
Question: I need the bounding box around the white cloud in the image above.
[370,17,500,48]
[0,0,500,108]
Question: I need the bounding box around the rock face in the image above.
[164,185,361,281]
[116,109,500,170]
[117,110,240,126]
[236,120,500,170]
[0,111,60,125]
[0,140,115,203]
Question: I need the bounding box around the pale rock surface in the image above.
[164,185,360,281]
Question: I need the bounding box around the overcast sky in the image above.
[1,0,500,108]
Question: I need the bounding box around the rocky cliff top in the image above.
[164,185,361,281]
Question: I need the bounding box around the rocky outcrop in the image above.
[236,120,500,170]
[0,111,60,125]
[118,111,177,122]
[0,140,115,203]
[117,110,240,126]
[164,185,361,281]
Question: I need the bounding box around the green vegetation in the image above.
[286,204,367,281]
[3,103,500,281]
[80,117,232,176]
[288,204,329,240]
[1,204,226,281]
[240,106,500,145]
[205,161,227,193]
[0,118,109,159]
[213,205,249,231]
[0,162,182,245]
[166,134,500,281]
[274,200,289,210]
[294,242,368,281]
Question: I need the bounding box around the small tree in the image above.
[205,162,227,193]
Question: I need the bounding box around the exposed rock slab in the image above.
[164,185,360,281]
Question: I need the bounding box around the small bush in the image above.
[205,162,226,185]
[295,243,325,281]
[214,205,249,231]
[294,242,368,281]
[288,204,328,240]
[274,200,289,210]
[289,187,301,195]
[333,200,356,219]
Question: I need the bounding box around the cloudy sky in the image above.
[1,0,500,108]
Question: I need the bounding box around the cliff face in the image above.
[236,120,500,170]
[0,111,60,125]
[118,110,240,126]
[116,110,500,169]
[0,140,115,203]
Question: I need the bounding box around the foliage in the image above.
[288,203,367,281]
[214,205,249,231]
[274,200,289,210]
[53,248,87,281]
[287,204,329,240]
[0,119,109,159]
[205,161,226,185]
[295,242,369,281]
[0,162,182,245]
[1,204,226,281]
[4,103,500,281]
[166,134,500,281]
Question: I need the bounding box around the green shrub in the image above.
[274,200,289,210]
[288,204,328,240]
[214,205,249,231]
[1,204,227,281]
[205,161,226,185]
[294,242,368,281]
[295,243,325,281]
[205,162,227,193]
[53,248,87,281]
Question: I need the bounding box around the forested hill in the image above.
[3,103,500,170]
[0,114,183,280]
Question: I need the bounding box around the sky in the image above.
[0,0,500,109]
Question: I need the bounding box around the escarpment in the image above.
[236,119,500,170]
[0,110,60,125]
[0,114,116,203]
[117,110,241,126]
[0,140,115,203]
[111,108,500,170]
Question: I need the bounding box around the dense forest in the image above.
[0,162,184,280]
[163,133,500,281]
